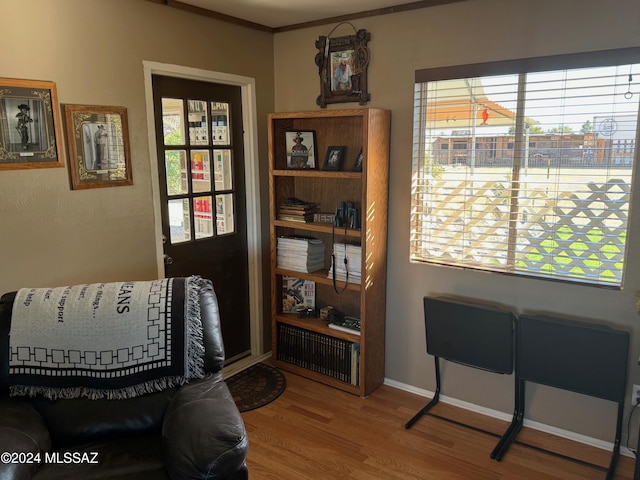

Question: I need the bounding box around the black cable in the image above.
[331,222,349,294]
[626,398,640,455]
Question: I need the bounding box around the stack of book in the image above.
[277,236,325,273]
[277,198,319,223]
[328,242,362,284]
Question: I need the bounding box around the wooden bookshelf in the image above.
[268,108,390,396]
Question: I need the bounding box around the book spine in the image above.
[351,344,360,386]
[277,324,357,384]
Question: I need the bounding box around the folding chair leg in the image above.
[492,377,524,460]
[405,356,441,429]
[605,402,624,480]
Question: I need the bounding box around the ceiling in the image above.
[175,0,463,30]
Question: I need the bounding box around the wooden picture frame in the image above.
[0,78,64,170]
[323,146,345,171]
[63,104,132,190]
[315,29,370,108]
[285,131,317,169]
[352,148,364,172]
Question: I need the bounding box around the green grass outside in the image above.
[516,226,626,283]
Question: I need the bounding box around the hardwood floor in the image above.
[241,366,636,479]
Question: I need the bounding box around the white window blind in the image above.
[411,52,640,286]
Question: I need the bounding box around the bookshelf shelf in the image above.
[269,108,390,397]
[272,361,360,394]
[273,169,361,179]
[273,220,361,238]
[275,315,361,343]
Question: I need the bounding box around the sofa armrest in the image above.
[0,400,51,480]
[199,280,225,375]
[162,376,248,480]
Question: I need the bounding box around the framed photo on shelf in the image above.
[285,131,316,169]
[0,78,64,170]
[352,148,364,172]
[323,146,345,171]
[63,104,132,190]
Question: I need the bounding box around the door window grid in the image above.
[162,98,236,244]
[188,100,209,145]
[191,150,212,193]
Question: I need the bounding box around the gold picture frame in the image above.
[0,78,64,170]
[63,104,132,190]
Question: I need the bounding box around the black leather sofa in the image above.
[0,280,248,480]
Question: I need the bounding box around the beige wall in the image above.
[0,0,274,302]
[274,0,640,445]
[3,0,640,449]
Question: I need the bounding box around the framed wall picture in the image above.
[285,131,316,169]
[323,146,345,171]
[63,104,132,190]
[352,148,364,172]
[0,78,64,170]
[315,29,370,108]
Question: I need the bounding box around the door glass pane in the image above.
[162,98,185,145]
[211,102,229,145]
[165,150,188,195]
[215,193,235,234]
[168,198,191,243]
[191,150,211,193]
[194,196,214,239]
[213,149,233,191]
[188,100,209,145]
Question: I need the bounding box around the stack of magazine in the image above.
[328,242,362,284]
[277,236,325,273]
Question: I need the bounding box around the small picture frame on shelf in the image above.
[352,148,364,172]
[323,146,345,171]
[285,131,316,169]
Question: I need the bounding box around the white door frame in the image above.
[143,61,265,361]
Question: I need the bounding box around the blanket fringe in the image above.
[9,375,201,400]
[185,275,206,380]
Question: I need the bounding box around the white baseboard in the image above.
[384,377,635,459]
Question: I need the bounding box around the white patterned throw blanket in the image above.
[8,276,206,400]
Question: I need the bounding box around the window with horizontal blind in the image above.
[410,48,640,286]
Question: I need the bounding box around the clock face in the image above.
[598,117,618,136]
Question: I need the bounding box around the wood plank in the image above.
[242,366,636,480]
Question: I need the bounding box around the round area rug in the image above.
[227,363,286,412]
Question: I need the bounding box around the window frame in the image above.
[411,46,640,288]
